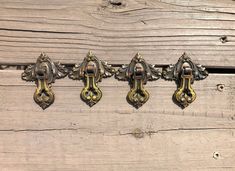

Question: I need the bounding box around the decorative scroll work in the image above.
[115,53,161,108]
[162,53,208,108]
[22,53,68,109]
[69,51,116,107]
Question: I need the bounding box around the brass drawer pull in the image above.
[162,53,208,108]
[68,51,115,107]
[21,52,210,109]
[21,53,68,109]
[115,53,161,108]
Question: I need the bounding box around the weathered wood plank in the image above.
[0,70,234,119]
[0,0,234,65]
[0,70,234,171]
[0,71,234,136]
[0,130,234,171]
[0,1,235,170]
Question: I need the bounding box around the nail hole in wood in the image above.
[213,152,220,159]
[220,36,228,43]
[217,84,225,92]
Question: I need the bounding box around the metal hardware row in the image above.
[22,51,208,109]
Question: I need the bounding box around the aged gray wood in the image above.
[0,0,235,170]
[0,70,234,170]
[0,130,235,171]
[0,0,234,65]
[1,70,235,119]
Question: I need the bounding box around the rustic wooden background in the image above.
[0,0,235,170]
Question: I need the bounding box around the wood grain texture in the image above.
[1,0,235,170]
[1,70,235,119]
[0,0,234,65]
[0,130,235,171]
[0,70,235,170]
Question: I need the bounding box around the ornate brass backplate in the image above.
[68,51,115,107]
[21,53,68,109]
[162,53,208,108]
[115,53,161,108]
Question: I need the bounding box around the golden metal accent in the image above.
[68,51,115,107]
[115,53,161,108]
[162,53,208,108]
[174,66,196,108]
[21,53,68,109]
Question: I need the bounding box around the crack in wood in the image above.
[119,127,235,137]
[0,127,234,135]
[0,128,80,132]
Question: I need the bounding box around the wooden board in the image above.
[0,0,235,66]
[1,70,235,119]
[0,70,234,170]
[0,130,235,171]
[1,0,235,170]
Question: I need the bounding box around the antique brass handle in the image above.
[81,61,102,103]
[33,71,54,109]
[68,51,115,107]
[162,53,208,108]
[115,53,161,108]
[22,53,68,109]
[174,66,196,108]
[127,63,150,106]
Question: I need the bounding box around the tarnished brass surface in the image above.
[115,53,161,108]
[68,51,115,107]
[21,53,68,109]
[162,53,208,108]
[174,66,196,108]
